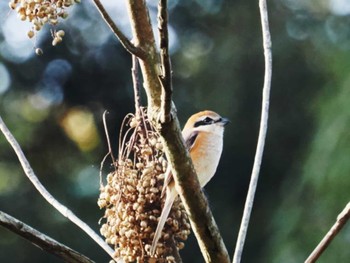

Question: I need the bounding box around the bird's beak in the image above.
[218,117,230,126]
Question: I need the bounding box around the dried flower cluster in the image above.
[9,0,80,47]
[98,108,191,263]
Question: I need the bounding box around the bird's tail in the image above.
[150,186,178,256]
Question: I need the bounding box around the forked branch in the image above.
[0,116,116,261]
[91,0,145,58]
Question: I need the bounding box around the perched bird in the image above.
[150,110,229,256]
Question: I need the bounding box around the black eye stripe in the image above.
[214,117,223,123]
[194,120,205,127]
[194,117,216,127]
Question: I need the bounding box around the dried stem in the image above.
[91,0,145,58]
[305,202,350,263]
[0,116,117,261]
[232,0,272,262]
[0,210,95,263]
[100,111,116,188]
[158,0,172,123]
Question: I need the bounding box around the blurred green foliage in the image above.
[0,0,349,262]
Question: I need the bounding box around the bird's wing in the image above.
[161,131,198,197]
[185,131,199,151]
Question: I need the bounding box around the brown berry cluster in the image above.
[8,0,80,46]
[98,108,191,263]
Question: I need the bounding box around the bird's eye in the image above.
[203,117,213,123]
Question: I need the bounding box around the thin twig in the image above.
[91,0,145,58]
[232,0,272,262]
[0,210,95,263]
[132,55,142,116]
[305,202,350,263]
[157,0,172,123]
[0,116,117,261]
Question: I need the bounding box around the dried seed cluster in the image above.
[98,109,191,263]
[9,0,79,46]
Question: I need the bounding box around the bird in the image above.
[150,110,229,256]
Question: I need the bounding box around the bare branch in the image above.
[125,0,162,112]
[158,0,172,123]
[0,210,94,263]
[232,0,272,262]
[91,0,145,58]
[305,202,350,263]
[0,116,116,261]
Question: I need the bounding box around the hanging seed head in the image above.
[98,108,191,262]
[8,0,79,50]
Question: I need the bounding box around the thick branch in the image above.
[125,0,162,112]
[0,211,94,263]
[0,116,116,261]
[305,202,350,263]
[232,0,272,262]
[91,0,145,58]
[158,0,173,123]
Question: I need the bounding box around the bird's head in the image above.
[183,110,229,138]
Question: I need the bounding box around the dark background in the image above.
[0,0,349,262]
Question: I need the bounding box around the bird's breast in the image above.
[190,133,223,187]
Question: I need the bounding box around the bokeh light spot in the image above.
[20,98,50,123]
[330,0,350,15]
[60,107,100,152]
[0,12,34,63]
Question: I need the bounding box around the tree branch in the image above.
[305,202,350,263]
[125,0,162,113]
[91,0,145,58]
[0,210,94,263]
[0,116,117,261]
[158,0,172,124]
[232,0,272,262]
